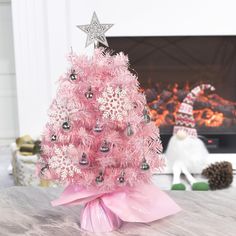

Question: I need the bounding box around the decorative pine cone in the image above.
[202,161,233,190]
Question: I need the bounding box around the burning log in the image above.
[166,102,176,113]
[214,105,235,118]
[210,94,236,106]
[194,100,211,110]
[165,113,175,124]
[145,88,158,103]
[176,90,188,101]
[149,100,164,110]
[156,107,164,114]
[160,90,172,101]
[194,102,235,118]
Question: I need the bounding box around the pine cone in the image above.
[202,161,233,190]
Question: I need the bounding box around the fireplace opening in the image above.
[106,36,236,153]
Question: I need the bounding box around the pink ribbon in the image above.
[52,184,181,232]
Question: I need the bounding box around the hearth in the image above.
[107,36,236,153]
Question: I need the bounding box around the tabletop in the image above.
[0,186,235,236]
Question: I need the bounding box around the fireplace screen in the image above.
[107,36,236,135]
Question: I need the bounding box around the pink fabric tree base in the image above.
[80,198,122,232]
[52,184,181,232]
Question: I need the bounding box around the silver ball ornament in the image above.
[85,87,93,99]
[126,123,134,136]
[143,109,151,123]
[93,122,102,132]
[95,174,104,183]
[79,153,89,166]
[100,141,110,152]
[118,176,125,183]
[51,134,57,141]
[70,70,77,81]
[62,121,71,130]
[140,159,150,171]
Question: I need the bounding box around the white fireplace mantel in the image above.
[11,0,236,152]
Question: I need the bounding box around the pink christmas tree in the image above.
[38,12,180,233]
[39,48,164,189]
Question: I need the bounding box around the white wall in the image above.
[0,0,18,140]
[12,0,236,136]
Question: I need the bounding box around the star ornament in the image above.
[77,12,113,47]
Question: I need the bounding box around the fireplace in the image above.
[106,36,236,153]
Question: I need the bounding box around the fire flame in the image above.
[144,83,236,129]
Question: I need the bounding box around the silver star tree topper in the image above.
[77,12,113,48]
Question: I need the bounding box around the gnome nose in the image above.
[176,130,188,140]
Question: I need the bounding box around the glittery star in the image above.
[77,12,113,47]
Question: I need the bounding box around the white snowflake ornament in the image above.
[48,98,80,127]
[49,145,81,181]
[97,86,132,121]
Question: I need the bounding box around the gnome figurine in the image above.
[166,84,215,191]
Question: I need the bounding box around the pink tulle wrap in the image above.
[52,184,181,232]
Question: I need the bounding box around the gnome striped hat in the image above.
[173,84,215,137]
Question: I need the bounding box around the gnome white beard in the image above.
[166,134,208,174]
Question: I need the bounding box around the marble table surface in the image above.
[0,186,235,236]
